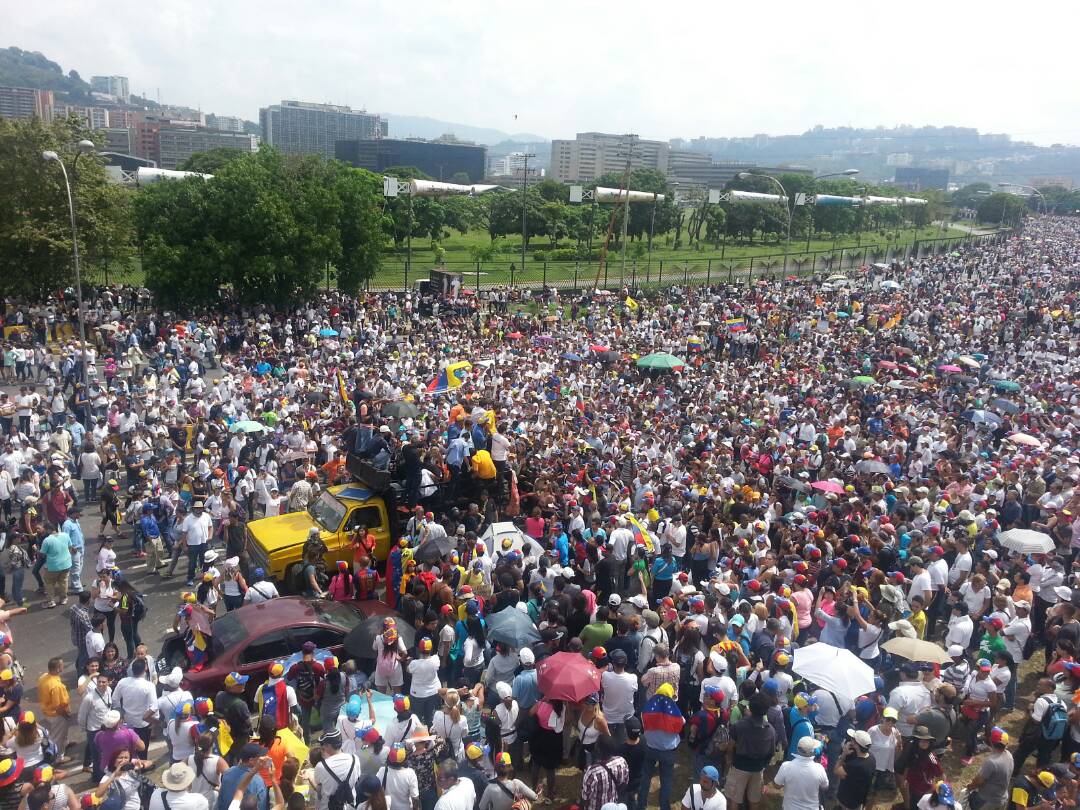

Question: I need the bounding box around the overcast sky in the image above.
[9,0,1078,145]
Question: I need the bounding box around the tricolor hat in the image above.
[194,697,213,716]
[990,726,1010,746]
[268,662,284,677]
[393,694,411,713]
[337,561,349,571]
[225,672,249,687]
[419,638,433,653]
[174,702,193,718]
[18,711,34,725]
[387,743,408,765]
[465,743,485,761]
[0,758,23,788]
[495,752,512,768]
[32,765,53,784]
[359,726,381,744]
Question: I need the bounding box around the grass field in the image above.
[86,224,989,289]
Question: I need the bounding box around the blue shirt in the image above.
[61,518,84,552]
[512,669,541,710]
[41,532,72,572]
[651,557,677,581]
[139,515,161,539]
[217,765,268,810]
[554,532,569,566]
[67,422,86,447]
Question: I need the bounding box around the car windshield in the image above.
[210,612,247,658]
[311,600,367,631]
[308,492,346,532]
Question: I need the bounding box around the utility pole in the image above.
[619,134,637,283]
[518,152,535,289]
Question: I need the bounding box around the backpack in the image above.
[131,592,148,623]
[1041,695,1069,742]
[294,661,319,703]
[734,717,775,762]
[99,781,128,810]
[320,758,357,810]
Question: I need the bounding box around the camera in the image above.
[120,763,136,772]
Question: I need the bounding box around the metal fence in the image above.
[82,232,1006,295]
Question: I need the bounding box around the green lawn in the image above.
[84,225,983,290]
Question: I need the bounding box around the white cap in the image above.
[519,648,535,666]
[948,644,965,658]
[608,594,622,606]
[495,682,512,699]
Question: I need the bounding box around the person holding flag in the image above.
[636,682,684,810]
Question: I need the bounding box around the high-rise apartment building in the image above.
[157,126,258,170]
[206,114,245,133]
[52,103,111,129]
[0,86,53,121]
[90,76,130,103]
[550,132,671,182]
[259,100,387,158]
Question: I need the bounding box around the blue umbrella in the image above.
[561,352,583,361]
[835,311,850,318]
[319,328,339,337]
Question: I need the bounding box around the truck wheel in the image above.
[284,563,304,595]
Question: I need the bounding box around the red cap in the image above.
[794,574,808,585]
[930,545,945,555]
[748,580,761,591]
[440,604,454,615]
[591,646,607,661]
[834,558,848,570]
[808,547,822,558]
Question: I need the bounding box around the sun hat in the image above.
[161,762,196,791]
[912,725,934,740]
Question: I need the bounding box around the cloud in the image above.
[7,0,1078,145]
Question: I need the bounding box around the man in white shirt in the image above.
[906,557,932,607]
[601,650,638,732]
[375,747,419,810]
[313,729,361,810]
[113,658,159,749]
[1001,601,1032,710]
[945,603,975,650]
[434,759,476,810]
[773,736,829,810]
[925,545,950,637]
[947,537,973,588]
[886,665,932,738]
[180,501,213,586]
[243,570,279,604]
[149,763,209,810]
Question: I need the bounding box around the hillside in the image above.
[381,112,547,146]
[0,46,92,100]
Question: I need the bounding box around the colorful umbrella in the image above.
[957,356,981,369]
[506,332,523,339]
[537,652,602,702]
[993,379,1021,392]
[850,376,875,385]
[560,352,583,362]
[811,480,845,494]
[589,344,610,352]
[937,364,963,373]
[319,328,339,337]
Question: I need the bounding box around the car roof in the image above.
[220,596,320,631]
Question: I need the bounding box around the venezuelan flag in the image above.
[726,318,747,332]
[336,370,349,404]
[626,513,655,552]
[426,360,472,394]
[641,693,685,735]
[687,336,704,352]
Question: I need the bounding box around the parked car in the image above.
[158,596,398,697]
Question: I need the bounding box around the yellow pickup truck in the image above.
[245,485,395,592]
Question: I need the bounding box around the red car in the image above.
[158,597,398,697]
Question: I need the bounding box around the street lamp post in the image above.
[518,153,535,289]
[998,183,1047,215]
[43,139,94,384]
[738,171,791,271]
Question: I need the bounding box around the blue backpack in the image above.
[1042,695,1069,742]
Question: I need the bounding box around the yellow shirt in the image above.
[910,609,927,640]
[37,673,68,717]
[471,450,496,480]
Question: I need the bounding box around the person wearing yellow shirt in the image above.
[37,657,72,762]
[471,449,497,481]
[909,596,928,639]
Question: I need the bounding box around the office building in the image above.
[550,132,671,182]
[157,126,258,169]
[666,151,757,190]
[0,86,53,121]
[101,127,136,155]
[108,108,138,128]
[334,137,486,182]
[488,152,531,177]
[259,100,387,158]
[893,166,949,191]
[206,114,245,133]
[91,75,130,103]
[52,103,111,129]
[134,118,161,164]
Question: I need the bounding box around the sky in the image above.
[8,0,1079,146]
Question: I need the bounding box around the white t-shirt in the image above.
[314,753,362,810]
[868,723,900,771]
[147,790,209,810]
[907,570,932,602]
[434,779,476,810]
[959,582,991,615]
[948,553,972,586]
[601,670,638,722]
[407,656,441,698]
[774,756,829,810]
[376,766,418,810]
[682,785,727,810]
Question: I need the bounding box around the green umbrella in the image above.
[636,352,686,370]
[230,420,268,434]
[992,379,1021,392]
[851,376,876,385]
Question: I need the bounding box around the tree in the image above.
[179,148,248,174]
[0,116,134,299]
[136,149,385,306]
[951,183,992,211]
[976,193,1026,226]
[449,172,471,185]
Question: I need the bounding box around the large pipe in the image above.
[136,167,213,184]
[727,189,787,205]
[594,186,666,204]
[405,178,502,197]
[814,194,862,207]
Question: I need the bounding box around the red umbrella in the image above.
[810,480,845,495]
[877,360,898,370]
[536,652,602,702]
[506,332,523,339]
[589,344,610,352]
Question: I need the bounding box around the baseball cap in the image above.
[977,658,993,671]
[519,648,535,666]
[882,707,899,720]
[990,726,1010,746]
[847,729,872,748]
[947,644,965,658]
[224,672,249,688]
[1037,771,1056,789]
[701,765,720,782]
[359,727,381,744]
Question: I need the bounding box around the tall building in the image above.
[108,108,138,128]
[206,114,245,133]
[0,86,53,121]
[334,137,486,182]
[134,118,162,164]
[52,103,111,129]
[549,133,670,182]
[488,152,530,177]
[101,127,136,155]
[90,76,129,103]
[893,166,949,191]
[157,125,258,169]
[259,100,387,158]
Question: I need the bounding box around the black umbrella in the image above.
[382,400,419,419]
[344,615,416,660]
[486,608,541,648]
[305,391,329,403]
[414,534,455,563]
[597,351,620,363]
[774,475,810,493]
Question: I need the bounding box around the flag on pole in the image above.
[336,371,349,404]
[725,318,747,332]
[625,296,639,310]
[426,361,473,394]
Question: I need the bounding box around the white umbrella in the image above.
[998,528,1054,555]
[792,643,876,701]
[1007,432,1043,447]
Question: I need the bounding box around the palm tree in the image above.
[820,253,837,270]
[793,256,810,276]
[759,258,779,279]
